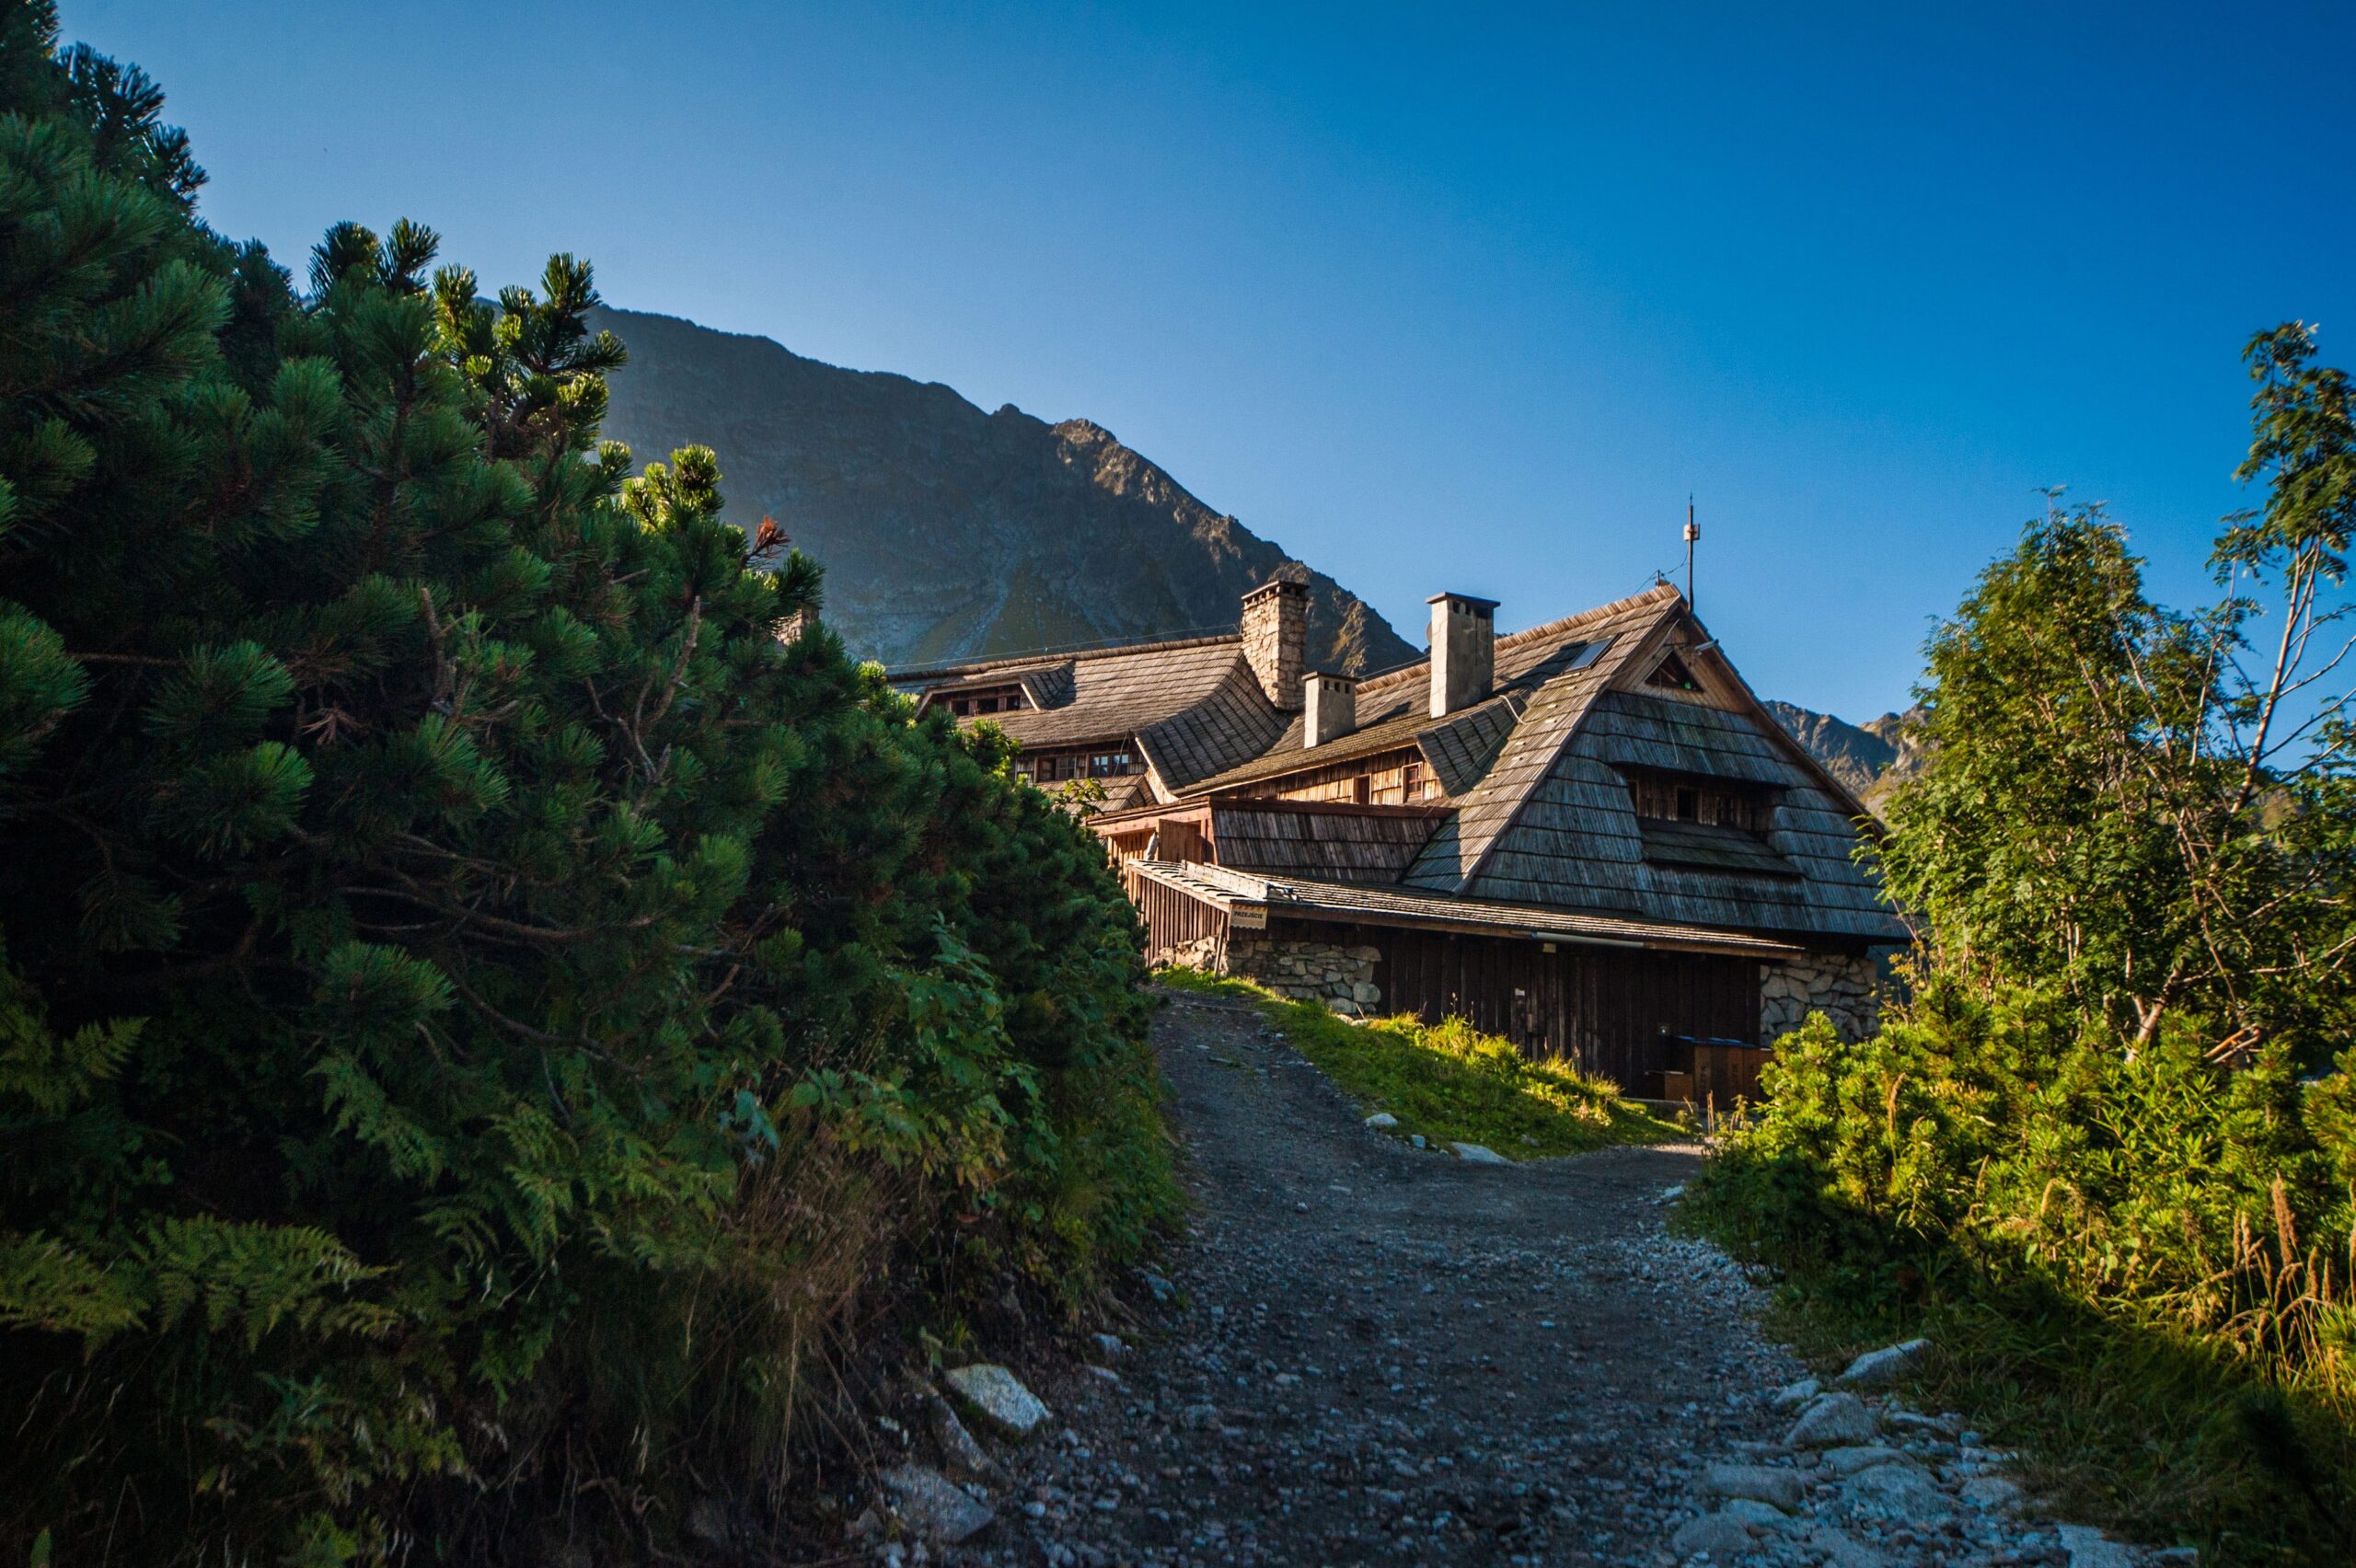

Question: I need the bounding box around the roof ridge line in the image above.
[1492,582,1685,652]
[1347,582,1685,697]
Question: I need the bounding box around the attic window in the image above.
[1646,652,1702,692]
[1622,767,1797,877]
[1623,767,1776,834]
[943,684,1029,718]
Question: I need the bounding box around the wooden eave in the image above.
[1128,859,1806,959]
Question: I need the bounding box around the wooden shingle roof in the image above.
[900,635,1261,761]
[906,579,1904,946]
[1200,801,1443,884]
[1135,660,1291,791]
[1403,587,1682,891]
[1447,687,1907,942]
[1178,587,1654,797]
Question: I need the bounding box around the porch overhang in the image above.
[1126,859,1806,961]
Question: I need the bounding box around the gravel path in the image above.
[905,991,2176,1568]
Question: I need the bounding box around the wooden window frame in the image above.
[1619,766,1779,834]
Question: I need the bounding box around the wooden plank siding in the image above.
[1276,918,1761,1089]
[1261,747,1438,807]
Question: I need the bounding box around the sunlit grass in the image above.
[1154,966,1683,1157]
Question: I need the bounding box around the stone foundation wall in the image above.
[1760,951,1881,1043]
[1164,934,1226,974]
[1162,931,1383,1015]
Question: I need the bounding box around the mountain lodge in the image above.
[891,579,1907,1101]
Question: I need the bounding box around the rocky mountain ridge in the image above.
[592,306,1415,673]
[1765,701,1923,807]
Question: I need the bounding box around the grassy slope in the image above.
[1156,968,1680,1157]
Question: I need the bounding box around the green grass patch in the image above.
[1155,967,1682,1157]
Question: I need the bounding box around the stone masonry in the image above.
[1239,579,1307,710]
[1164,931,1382,1015]
[1761,951,1881,1043]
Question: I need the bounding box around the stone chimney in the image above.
[1303,669,1357,747]
[1241,579,1308,709]
[1427,593,1497,717]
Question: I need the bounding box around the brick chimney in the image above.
[1241,579,1308,709]
[1427,593,1497,717]
[1303,669,1357,747]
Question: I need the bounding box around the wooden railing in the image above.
[1122,867,1230,963]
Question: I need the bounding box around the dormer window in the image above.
[1015,747,1143,785]
[941,683,1029,718]
[1624,767,1773,832]
[1620,766,1796,876]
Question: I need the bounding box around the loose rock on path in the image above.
[892,990,2183,1567]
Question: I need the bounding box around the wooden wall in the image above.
[1266,746,1441,806]
[1284,918,1761,1089]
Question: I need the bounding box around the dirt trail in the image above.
[934,991,2105,1568]
[958,989,1803,1566]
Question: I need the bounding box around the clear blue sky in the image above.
[64,1,2356,718]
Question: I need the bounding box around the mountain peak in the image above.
[592,306,1413,672]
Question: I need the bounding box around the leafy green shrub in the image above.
[1690,988,2356,1562]
[0,6,1174,1560]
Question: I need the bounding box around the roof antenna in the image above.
[1682,497,1699,612]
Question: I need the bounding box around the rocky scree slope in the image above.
[591,306,1415,672]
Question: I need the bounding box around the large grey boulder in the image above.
[943,1364,1051,1440]
[1718,1498,1793,1531]
[1701,1463,1805,1512]
[881,1464,994,1543]
[1450,1141,1510,1165]
[1959,1474,2026,1514]
[1784,1391,1877,1448]
[2057,1525,2138,1568]
[1806,1526,1892,1568]
[1363,1112,1399,1128]
[927,1398,997,1482]
[1838,1337,1932,1388]
[1669,1509,1760,1561]
[1819,1444,1906,1478]
[1841,1458,1950,1519]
